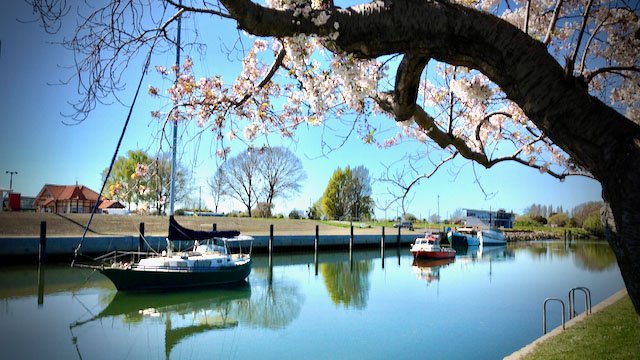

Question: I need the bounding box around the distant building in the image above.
[464,208,515,228]
[33,184,124,214]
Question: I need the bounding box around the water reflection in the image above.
[242,268,304,329]
[71,285,251,359]
[574,242,617,271]
[411,258,455,285]
[321,260,372,309]
[453,245,516,262]
[0,241,624,360]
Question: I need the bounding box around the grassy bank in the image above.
[520,295,640,360]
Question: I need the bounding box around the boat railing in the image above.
[130,262,249,272]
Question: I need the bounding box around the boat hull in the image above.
[448,232,480,246]
[478,230,507,246]
[100,260,252,291]
[411,250,456,259]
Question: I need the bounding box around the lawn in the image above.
[521,295,640,360]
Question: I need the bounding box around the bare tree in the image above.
[208,168,227,214]
[259,147,306,211]
[219,150,262,217]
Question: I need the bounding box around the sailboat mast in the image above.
[169,0,182,217]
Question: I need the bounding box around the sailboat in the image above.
[99,216,253,291]
[73,3,252,291]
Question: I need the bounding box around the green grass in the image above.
[522,296,640,360]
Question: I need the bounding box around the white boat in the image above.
[478,228,507,246]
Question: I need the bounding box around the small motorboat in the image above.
[410,234,456,259]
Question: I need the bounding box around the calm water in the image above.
[0,241,624,359]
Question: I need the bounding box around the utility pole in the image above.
[437,194,440,224]
[199,186,202,210]
[6,171,17,190]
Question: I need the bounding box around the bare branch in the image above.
[586,66,640,83]
[566,0,594,76]
[543,0,564,45]
[524,0,532,35]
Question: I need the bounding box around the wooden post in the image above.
[349,224,354,268]
[139,222,145,253]
[213,223,217,232]
[269,224,274,254]
[39,221,46,264]
[397,225,401,247]
[381,226,386,268]
[350,225,354,252]
[314,225,319,276]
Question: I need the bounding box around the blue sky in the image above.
[0,2,603,218]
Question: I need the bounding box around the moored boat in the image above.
[478,228,507,246]
[96,216,253,291]
[447,227,480,247]
[410,234,456,259]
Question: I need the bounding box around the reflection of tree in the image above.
[574,243,617,271]
[321,261,372,309]
[236,272,304,329]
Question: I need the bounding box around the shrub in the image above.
[403,213,417,221]
[515,215,541,227]
[548,213,570,227]
[583,212,604,237]
[253,202,273,218]
[532,215,548,225]
[289,209,302,219]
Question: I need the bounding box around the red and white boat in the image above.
[410,234,456,259]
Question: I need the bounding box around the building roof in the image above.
[34,184,102,206]
[98,200,125,209]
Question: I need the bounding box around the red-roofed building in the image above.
[34,184,124,214]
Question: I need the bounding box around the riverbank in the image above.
[505,289,640,359]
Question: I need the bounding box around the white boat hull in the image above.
[478,229,507,246]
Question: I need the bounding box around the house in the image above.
[464,208,515,228]
[33,184,124,214]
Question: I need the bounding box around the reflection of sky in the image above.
[0,245,624,359]
[0,3,604,217]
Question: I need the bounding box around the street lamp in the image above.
[6,171,17,190]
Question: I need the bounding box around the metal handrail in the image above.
[568,287,592,319]
[543,297,566,334]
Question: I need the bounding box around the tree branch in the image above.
[543,0,564,45]
[566,0,593,76]
[586,66,640,83]
[393,53,430,121]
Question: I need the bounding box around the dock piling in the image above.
[314,225,319,276]
[213,223,217,232]
[138,222,145,261]
[39,221,47,264]
[381,226,385,268]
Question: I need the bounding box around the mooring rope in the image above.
[71,49,154,267]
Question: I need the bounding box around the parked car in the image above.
[393,221,414,231]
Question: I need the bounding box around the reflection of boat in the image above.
[99,217,253,291]
[478,228,507,246]
[410,234,456,259]
[71,285,251,359]
[447,227,480,246]
[411,257,455,283]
